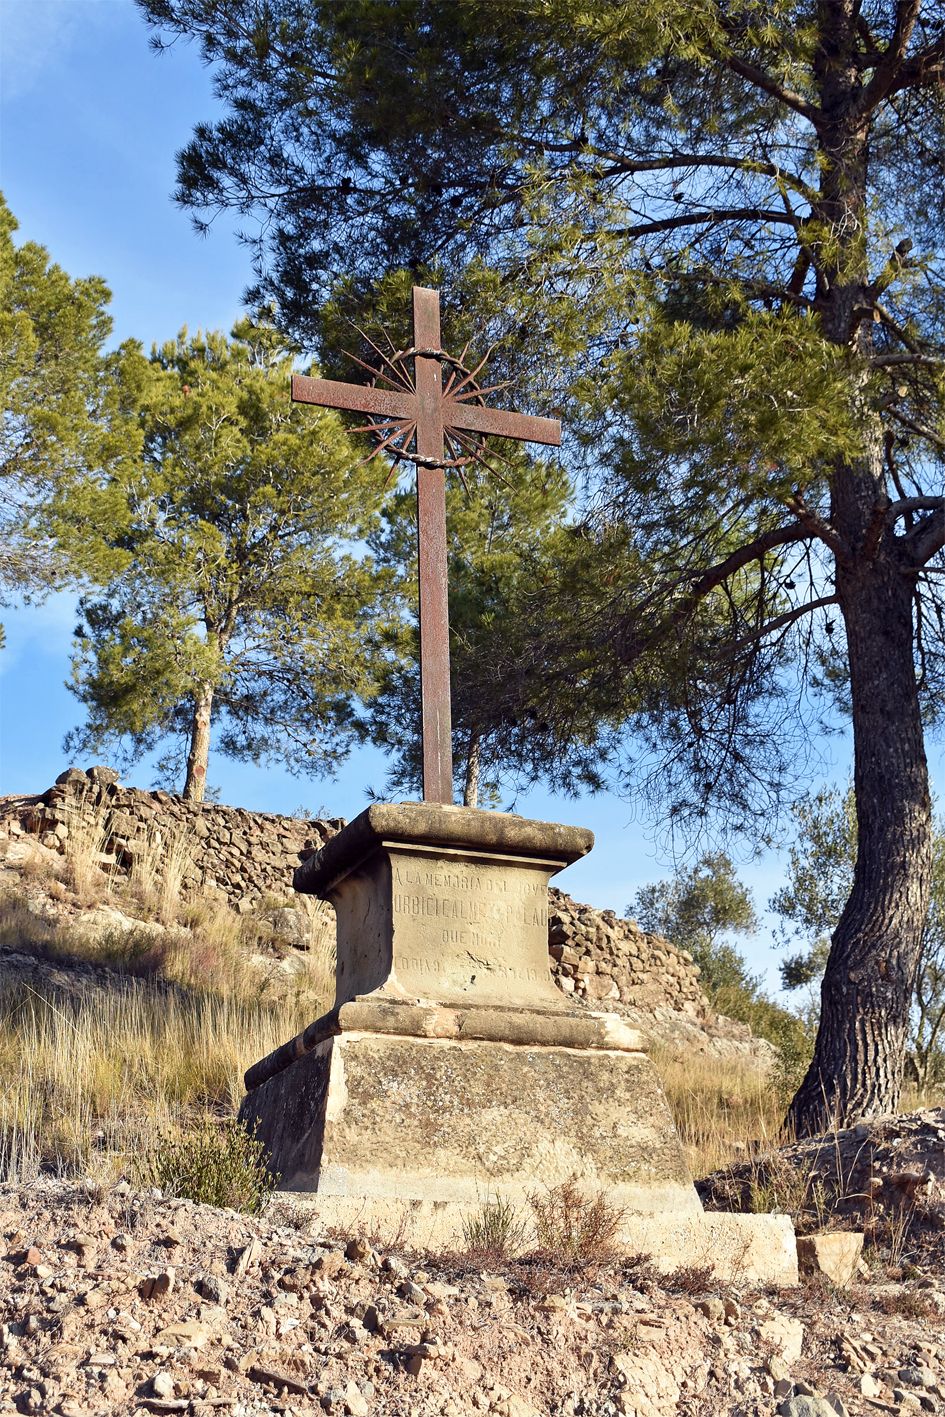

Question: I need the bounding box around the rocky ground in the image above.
[1,1175,944,1417]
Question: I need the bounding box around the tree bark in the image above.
[463,734,481,808]
[182,679,214,803]
[786,544,931,1135]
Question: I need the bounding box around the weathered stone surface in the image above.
[86,765,120,786]
[242,1026,699,1219]
[759,1314,806,1363]
[2,776,341,927]
[797,1232,864,1288]
[293,801,593,897]
[295,803,590,1015]
[55,768,88,786]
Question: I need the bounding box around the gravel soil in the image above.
[1,1179,944,1417]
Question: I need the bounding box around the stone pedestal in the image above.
[239,804,796,1283]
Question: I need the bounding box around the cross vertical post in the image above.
[411,287,453,804]
[289,284,561,808]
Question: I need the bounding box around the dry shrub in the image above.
[17,848,63,888]
[872,1285,935,1318]
[0,890,63,953]
[528,1176,625,1264]
[746,1150,832,1230]
[660,1263,715,1296]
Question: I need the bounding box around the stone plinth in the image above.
[239,804,797,1284]
[294,801,589,1014]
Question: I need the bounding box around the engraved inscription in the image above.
[390,856,556,1001]
[400,955,539,983]
[392,866,548,941]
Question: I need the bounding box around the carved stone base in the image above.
[241,1005,697,1212]
[239,1011,796,1283]
[239,805,797,1285]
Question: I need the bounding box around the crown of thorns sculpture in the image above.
[344,329,513,480]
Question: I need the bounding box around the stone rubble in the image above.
[1,1178,944,1417]
[699,1106,945,1229]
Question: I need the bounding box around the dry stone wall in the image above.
[10,769,342,910]
[548,887,708,1017]
[4,771,764,1055]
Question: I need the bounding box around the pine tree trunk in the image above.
[786,17,934,1135]
[182,680,214,803]
[463,734,480,808]
[786,545,931,1136]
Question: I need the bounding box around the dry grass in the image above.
[650,1043,787,1177]
[0,978,308,1185]
[458,1178,626,1274]
[129,820,194,926]
[0,798,338,1188]
[58,790,116,906]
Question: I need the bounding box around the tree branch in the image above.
[887,405,945,452]
[906,507,945,566]
[722,53,821,123]
[613,208,798,241]
[675,520,820,615]
[783,495,851,560]
[857,0,923,113]
[585,151,818,203]
[875,302,922,354]
[888,495,945,519]
[873,352,944,368]
[730,595,839,654]
[888,33,945,96]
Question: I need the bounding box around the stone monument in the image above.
[239,803,797,1282]
[239,289,796,1282]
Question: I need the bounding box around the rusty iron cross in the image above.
[291,286,561,805]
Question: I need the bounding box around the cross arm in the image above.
[291,373,415,422]
[444,400,561,447]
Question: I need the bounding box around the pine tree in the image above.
[138,1,945,1132]
[53,317,392,801]
[0,195,122,609]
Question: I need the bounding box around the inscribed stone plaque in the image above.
[385,845,561,1009]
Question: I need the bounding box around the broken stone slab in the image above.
[797,1232,864,1288]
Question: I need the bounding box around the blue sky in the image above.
[0,0,888,987]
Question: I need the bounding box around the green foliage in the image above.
[51,315,393,795]
[772,787,945,1085]
[634,852,812,1092]
[138,1117,277,1213]
[770,787,858,977]
[0,194,123,601]
[136,0,945,822]
[140,0,945,1124]
[633,851,759,993]
[460,1195,528,1258]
